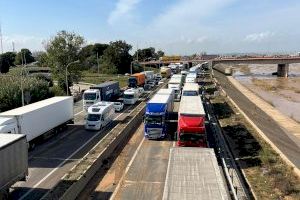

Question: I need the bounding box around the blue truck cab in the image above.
[144,93,174,139]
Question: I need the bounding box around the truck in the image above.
[160,67,171,78]
[85,102,115,131]
[123,88,139,105]
[177,96,206,147]
[144,94,174,139]
[128,73,145,88]
[0,97,74,149]
[168,76,183,99]
[185,73,197,83]
[83,81,120,110]
[182,83,199,96]
[0,134,28,199]
[142,71,154,83]
[162,148,230,200]
[156,88,175,100]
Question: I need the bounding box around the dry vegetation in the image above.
[211,93,300,200]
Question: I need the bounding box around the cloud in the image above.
[2,35,44,52]
[108,0,141,25]
[244,31,275,42]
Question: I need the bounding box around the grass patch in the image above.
[211,95,300,200]
[81,73,129,88]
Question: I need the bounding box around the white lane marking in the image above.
[19,106,132,200]
[31,157,81,161]
[109,135,145,200]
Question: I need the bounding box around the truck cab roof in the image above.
[84,89,99,93]
[87,102,114,114]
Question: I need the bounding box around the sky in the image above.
[0,0,300,54]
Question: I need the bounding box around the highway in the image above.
[10,98,142,200]
[77,103,180,200]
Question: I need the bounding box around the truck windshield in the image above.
[84,93,96,100]
[124,94,134,99]
[182,91,198,96]
[179,133,204,142]
[129,77,137,83]
[87,114,101,121]
[145,115,162,125]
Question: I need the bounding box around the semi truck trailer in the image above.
[128,73,145,88]
[182,83,199,96]
[0,134,28,199]
[144,93,174,139]
[83,81,120,110]
[162,148,230,200]
[177,95,206,147]
[160,67,172,78]
[0,97,74,149]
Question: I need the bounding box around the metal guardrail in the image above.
[204,99,251,200]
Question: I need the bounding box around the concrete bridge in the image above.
[139,57,300,77]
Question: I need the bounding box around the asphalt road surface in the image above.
[10,101,137,200]
[112,128,175,200]
[214,70,300,168]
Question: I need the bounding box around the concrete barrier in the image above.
[42,103,146,200]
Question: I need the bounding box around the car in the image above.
[156,74,162,80]
[144,84,152,91]
[148,81,156,88]
[137,87,144,95]
[113,101,124,112]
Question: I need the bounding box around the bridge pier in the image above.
[277,64,289,77]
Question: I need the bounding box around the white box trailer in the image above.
[163,148,230,200]
[0,97,74,148]
[0,134,28,198]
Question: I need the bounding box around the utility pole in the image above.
[97,52,100,74]
[136,43,139,61]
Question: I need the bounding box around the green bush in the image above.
[0,76,50,112]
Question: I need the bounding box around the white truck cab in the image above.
[85,102,115,130]
[83,89,101,111]
[123,88,139,105]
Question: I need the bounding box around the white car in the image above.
[137,87,144,95]
[113,102,124,112]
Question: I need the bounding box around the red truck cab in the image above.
[177,96,207,147]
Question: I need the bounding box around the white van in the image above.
[123,88,139,105]
[85,102,115,130]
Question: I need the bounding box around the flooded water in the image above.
[232,64,300,123]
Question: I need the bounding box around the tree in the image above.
[93,43,109,56]
[101,40,132,74]
[0,52,16,73]
[45,30,85,93]
[15,49,35,65]
[156,50,165,59]
[133,47,164,61]
[78,43,109,70]
[36,52,49,67]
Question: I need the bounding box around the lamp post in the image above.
[65,60,80,96]
[21,52,27,106]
